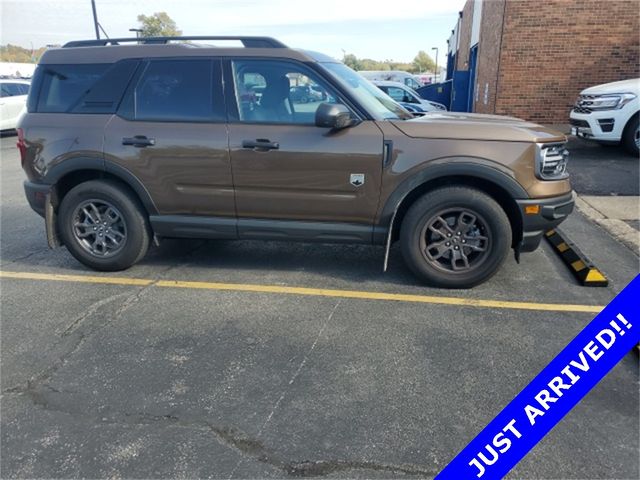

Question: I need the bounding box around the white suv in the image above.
[570,78,639,156]
[0,79,30,132]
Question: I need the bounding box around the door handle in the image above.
[122,135,155,148]
[242,139,280,151]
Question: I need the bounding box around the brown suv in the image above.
[19,36,574,288]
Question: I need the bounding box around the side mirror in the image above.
[315,103,353,130]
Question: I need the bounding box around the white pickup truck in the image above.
[569,78,639,156]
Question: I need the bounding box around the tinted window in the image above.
[36,64,109,112]
[1,83,28,97]
[133,60,214,122]
[232,59,340,125]
[71,59,139,114]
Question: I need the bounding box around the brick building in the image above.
[446,0,639,124]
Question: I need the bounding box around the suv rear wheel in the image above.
[58,180,151,271]
[400,187,512,288]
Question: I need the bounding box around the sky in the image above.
[0,0,466,63]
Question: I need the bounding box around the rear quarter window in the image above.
[35,64,109,113]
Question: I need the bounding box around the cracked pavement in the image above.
[1,136,639,478]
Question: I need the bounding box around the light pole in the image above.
[129,28,143,38]
[91,0,100,39]
[431,47,439,83]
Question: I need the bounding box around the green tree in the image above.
[342,53,361,70]
[0,44,47,63]
[412,50,436,73]
[136,12,182,37]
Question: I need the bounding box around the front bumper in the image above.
[24,180,51,218]
[516,192,575,252]
[569,109,624,142]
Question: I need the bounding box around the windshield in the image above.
[322,62,412,120]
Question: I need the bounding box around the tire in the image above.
[622,115,639,157]
[58,180,151,271]
[399,187,512,288]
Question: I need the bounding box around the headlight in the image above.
[536,143,569,180]
[576,93,636,111]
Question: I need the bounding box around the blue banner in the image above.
[436,274,639,479]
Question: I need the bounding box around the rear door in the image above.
[103,58,234,222]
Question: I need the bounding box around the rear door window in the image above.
[126,59,222,122]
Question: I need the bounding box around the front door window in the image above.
[231,59,340,124]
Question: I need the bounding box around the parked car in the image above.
[1,79,30,132]
[569,78,639,156]
[358,70,424,90]
[19,35,573,288]
[373,80,447,112]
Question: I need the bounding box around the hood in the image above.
[391,112,566,143]
[581,78,640,95]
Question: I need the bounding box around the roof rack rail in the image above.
[62,36,287,48]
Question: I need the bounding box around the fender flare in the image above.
[378,161,529,229]
[378,162,529,270]
[42,156,159,215]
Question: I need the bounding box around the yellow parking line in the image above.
[0,270,604,314]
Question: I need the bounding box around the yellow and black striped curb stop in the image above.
[545,229,608,287]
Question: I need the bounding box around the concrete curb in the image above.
[575,195,640,256]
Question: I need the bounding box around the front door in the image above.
[103,58,234,219]
[226,58,384,241]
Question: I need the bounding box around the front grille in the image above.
[537,143,569,180]
[573,94,597,114]
[570,119,589,127]
[572,106,592,114]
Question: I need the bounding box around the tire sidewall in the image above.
[623,115,639,157]
[59,181,149,271]
[400,188,512,288]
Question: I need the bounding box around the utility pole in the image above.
[91,0,100,39]
[432,47,439,83]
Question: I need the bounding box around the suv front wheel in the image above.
[58,180,151,271]
[622,115,639,156]
[400,187,512,288]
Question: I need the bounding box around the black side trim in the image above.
[238,218,372,243]
[150,215,237,239]
[377,162,529,231]
[149,215,373,244]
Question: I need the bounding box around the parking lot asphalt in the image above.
[1,135,638,479]
[567,138,639,196]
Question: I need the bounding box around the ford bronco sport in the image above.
[19,36,574,288]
